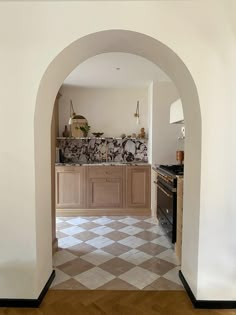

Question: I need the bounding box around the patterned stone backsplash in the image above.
[57,138,148,163]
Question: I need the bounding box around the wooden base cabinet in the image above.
[126,166,151,208]
[87,166,124,208]
[56,166,86,209]
[56,165,151,216]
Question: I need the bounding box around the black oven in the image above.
[154,165,183,244]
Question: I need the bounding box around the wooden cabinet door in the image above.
[88,177,123,208]
[126,166,151,208]
[87,166,124,208]
[56,167,86,209]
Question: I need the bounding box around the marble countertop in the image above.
[55,162,150,167]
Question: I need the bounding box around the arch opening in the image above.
[34,30,201,295]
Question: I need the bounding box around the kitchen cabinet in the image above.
[55,164,151,216]
[126,166,151,208]
[175,177,184,263]
[87,166,124,208]
[56,166,86,209]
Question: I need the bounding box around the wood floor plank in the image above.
[0,291,236,315]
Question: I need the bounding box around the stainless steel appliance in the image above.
[154,165,184,243]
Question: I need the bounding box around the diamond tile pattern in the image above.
[51,216,183,291]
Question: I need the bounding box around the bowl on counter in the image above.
[92,132,104,137]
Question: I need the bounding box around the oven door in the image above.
[156,181,174,223]
[155,180,176,243]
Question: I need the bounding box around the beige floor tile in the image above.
[55,216,182,292]
[74,267,115,289]
[66,243,97,257]
[56,221,74,229]
[79,222,101,230]
[51,269,70,287]
[104,231,129,241]
[144,277,184,290]
[136,242,167,256]
[57,257,94,276]
[99,257,135,276]
[157,249,180,265]
[56,230,69,239]
[102,242,131,256]
[51,278,88,290]
[96,278,138,290]
[73,230,98,241]
[81,249,114,266]
[139,257,176,275]
[133,221,156,230]
[163,266,182,285]
[53,249,78,267]
[106,221,128,230]
[135,230,161,241]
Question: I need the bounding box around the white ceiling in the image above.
[63,52,171,88]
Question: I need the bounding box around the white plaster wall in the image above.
[59,85,149,138]
[0,0,235,301]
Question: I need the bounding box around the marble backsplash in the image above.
[57,138,148,163]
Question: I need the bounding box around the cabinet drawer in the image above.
[88,166,124,178]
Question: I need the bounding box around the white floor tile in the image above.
[147,225,165,236]
[51,269,70,287]
[118,225,143,236]
[157,249,180,265]
[119,266,159,289]
[144,217,158,224]
[93,217,114,225]
[61,226,86,236]
[90,226,114,235]
[58,236,82,249]
[66,217,90,225]
[151,236,172,248]
[118,236,147,248]
[118,217,140,225]
[53,249,78,267]
[81,249,114,266]
[74,267,115,289]
[119,249,152,265]
[56,218,63,223]
[162,266,182,286]
[85,236,114,249]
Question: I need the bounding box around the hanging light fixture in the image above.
[134,100,140,125]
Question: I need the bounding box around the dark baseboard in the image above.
[0,270,55,308]
[179,270,236,309]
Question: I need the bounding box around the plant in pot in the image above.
[80,123,91,137]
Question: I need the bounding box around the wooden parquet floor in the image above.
[0,290,236,315]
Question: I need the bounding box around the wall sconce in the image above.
[68,99,76,125]
[134,100,140,125]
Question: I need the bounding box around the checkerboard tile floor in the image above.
[51,216,183,290]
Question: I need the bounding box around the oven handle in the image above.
[154,181,173,198]
[157,172,173,183]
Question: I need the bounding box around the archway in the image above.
[34,30,201,296]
